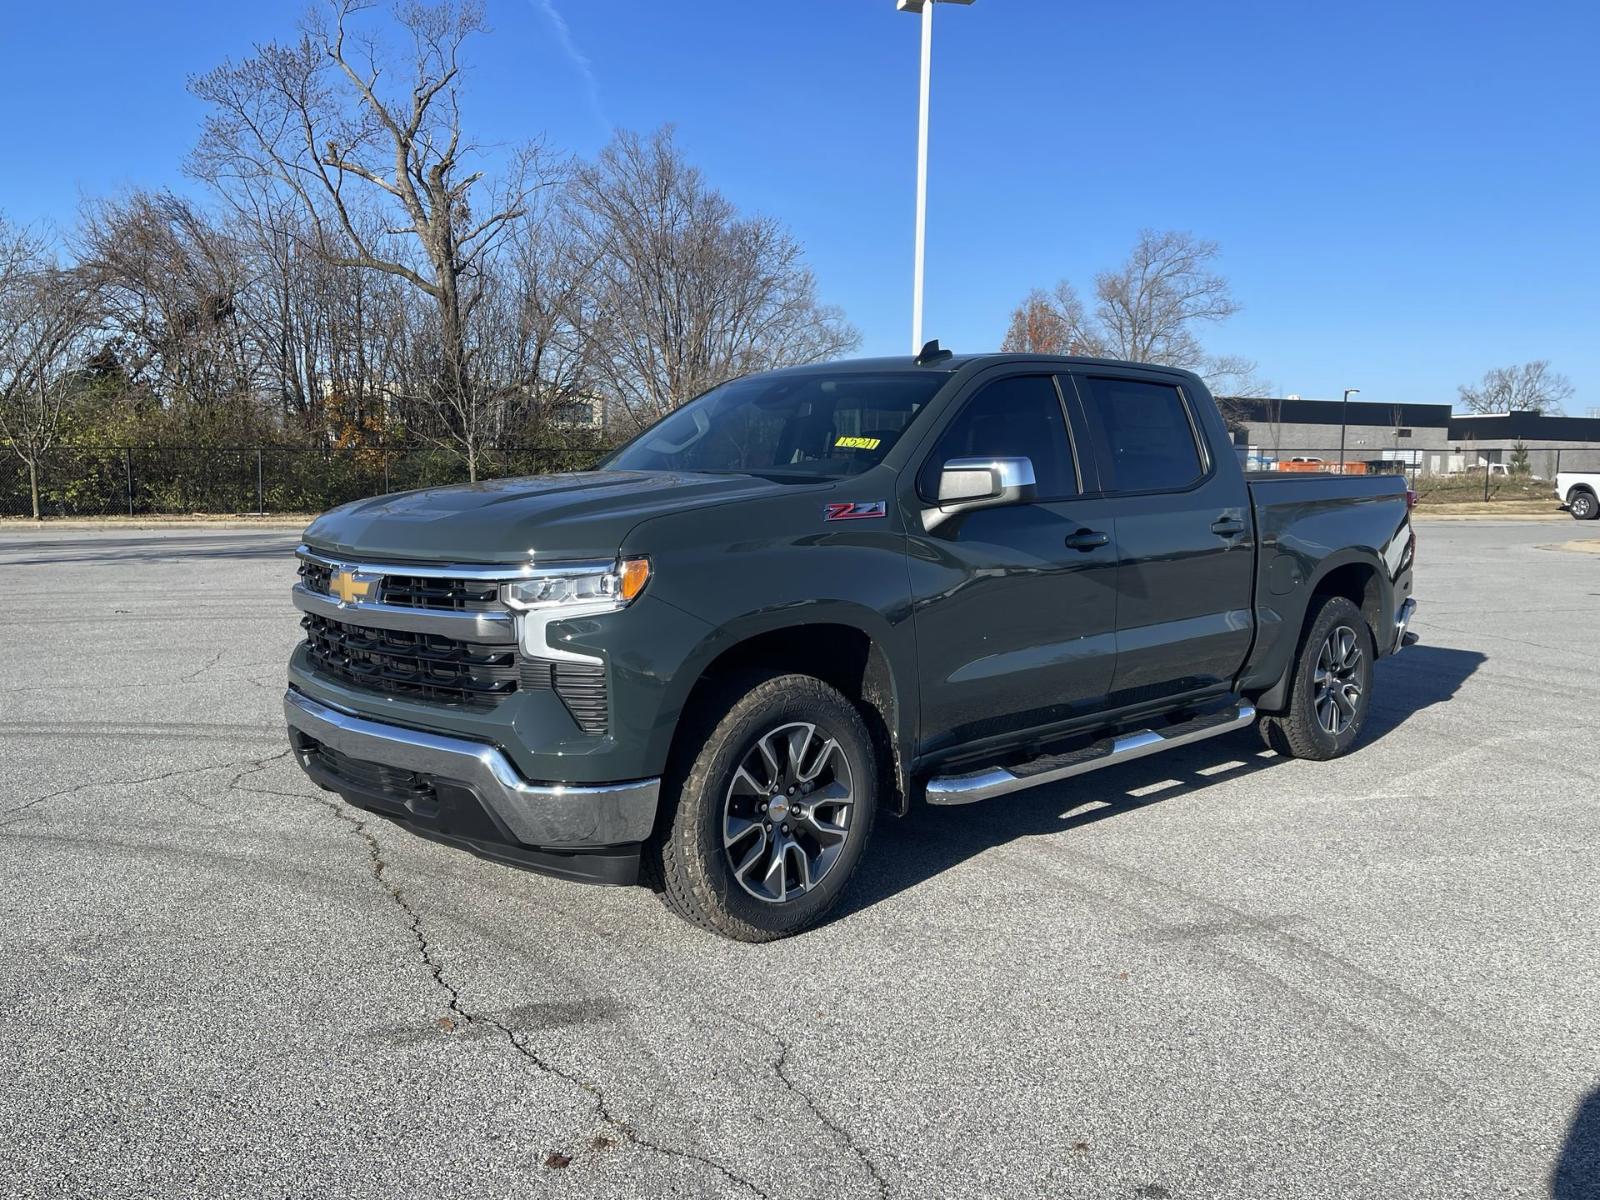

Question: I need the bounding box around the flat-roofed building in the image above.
[1221,397,1600,476]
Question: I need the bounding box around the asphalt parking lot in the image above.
[2,519,1597,1199]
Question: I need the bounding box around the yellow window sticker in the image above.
[834,436,882,451]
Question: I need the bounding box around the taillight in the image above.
[1405,488,1417,512]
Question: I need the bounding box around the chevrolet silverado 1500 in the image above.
[285,350,1417,940]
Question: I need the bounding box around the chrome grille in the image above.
[298,559,333,596]
[298,552,504,612]
[295,549,608,730]
[381,574,502,612]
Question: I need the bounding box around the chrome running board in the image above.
[925,703,1258,807]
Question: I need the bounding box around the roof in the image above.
[1223,397,1453,428]
[1446,411,1600,441]
[760,352,1202,379]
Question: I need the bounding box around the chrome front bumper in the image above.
[284,689,658,849]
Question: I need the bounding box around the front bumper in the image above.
[285,689,660,884]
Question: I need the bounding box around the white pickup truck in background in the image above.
[1556,472,1600,520]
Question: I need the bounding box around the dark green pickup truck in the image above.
[285,351,1417,940]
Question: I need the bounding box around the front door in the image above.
[905,373,1121,757]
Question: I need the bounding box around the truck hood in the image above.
[301,470,808,563]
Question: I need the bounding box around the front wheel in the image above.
[651,673,877,942]
[1259,595,1375,761]
[1569,490,1599,520]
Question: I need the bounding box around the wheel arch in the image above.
[1308,557,1388,648]
[1252,550,1391,713]
[664,610,914,816]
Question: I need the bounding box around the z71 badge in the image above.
[823,501,888,522]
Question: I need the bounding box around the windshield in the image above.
[602,370,947,478]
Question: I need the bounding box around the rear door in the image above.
[1064,370,1255,707]
[905,372,1121,756]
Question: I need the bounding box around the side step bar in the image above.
[925,703,1257,807]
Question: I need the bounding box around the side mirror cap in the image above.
[923,456,1037,530]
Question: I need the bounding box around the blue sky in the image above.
[3,0,1597,410]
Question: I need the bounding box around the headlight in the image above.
[500,558,651,612]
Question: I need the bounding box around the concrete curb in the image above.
[1412,512,1571,522]
[0,518,312,532]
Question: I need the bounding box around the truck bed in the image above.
[1237,468,1413,702]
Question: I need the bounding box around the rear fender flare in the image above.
[1252,549,1392,713]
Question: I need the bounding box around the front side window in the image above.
[603,371,947,479]
[917,375,1076,500]
[1076,377,1206,493]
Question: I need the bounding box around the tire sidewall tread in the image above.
[652,673,877,942]
[1270,595,1376,761]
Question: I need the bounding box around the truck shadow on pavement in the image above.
[838,644,1486,921]
[1554,1086,1600,1200]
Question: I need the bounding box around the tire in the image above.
[1569,489,1599,521]
[1259,595,1375,762]
[651,673,878,942]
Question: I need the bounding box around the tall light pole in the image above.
[1339,388,1360,472]
[898,0,974,354]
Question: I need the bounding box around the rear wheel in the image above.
[652,673,877,942]
[1259,595,1375,761]
[1569,489,1598,520]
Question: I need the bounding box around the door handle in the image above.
[1065,529,1110,551]
[1211,516,1247,537]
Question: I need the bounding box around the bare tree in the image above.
[1000,284,1103,356]
[1093,229,1239,369]
[565,127,859,432]
[1457,361,1573,416]
[470,194,599,443]
[0,218,45,372]
[1202,352,1276,432]
[78,192,255,407]
[189,0,546,478]
[1203,353,1273,399]
[998,231,1266,401]
[0,236,98,519]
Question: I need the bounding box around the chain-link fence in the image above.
[0,444,608,518]
[1236,445,1600,505]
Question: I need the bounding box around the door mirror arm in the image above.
[922,457,1038,531]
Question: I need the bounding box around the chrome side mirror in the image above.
[923,456,1037,531]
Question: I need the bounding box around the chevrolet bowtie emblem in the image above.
[329,569,379,605]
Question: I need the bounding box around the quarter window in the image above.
[1076,377,1205,492]
[918,376,1076,500]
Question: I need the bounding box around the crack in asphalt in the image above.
[181,650,226,683]
[225,748,293,792]
[772,1036,890,1200]
[724,1013,890,1200]
[310,793,772,1200]
[0,750,282,828]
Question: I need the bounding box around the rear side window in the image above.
[1076,377,1206,492]
[917,375,1076,500]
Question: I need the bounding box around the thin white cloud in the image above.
[533,0,612,131]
